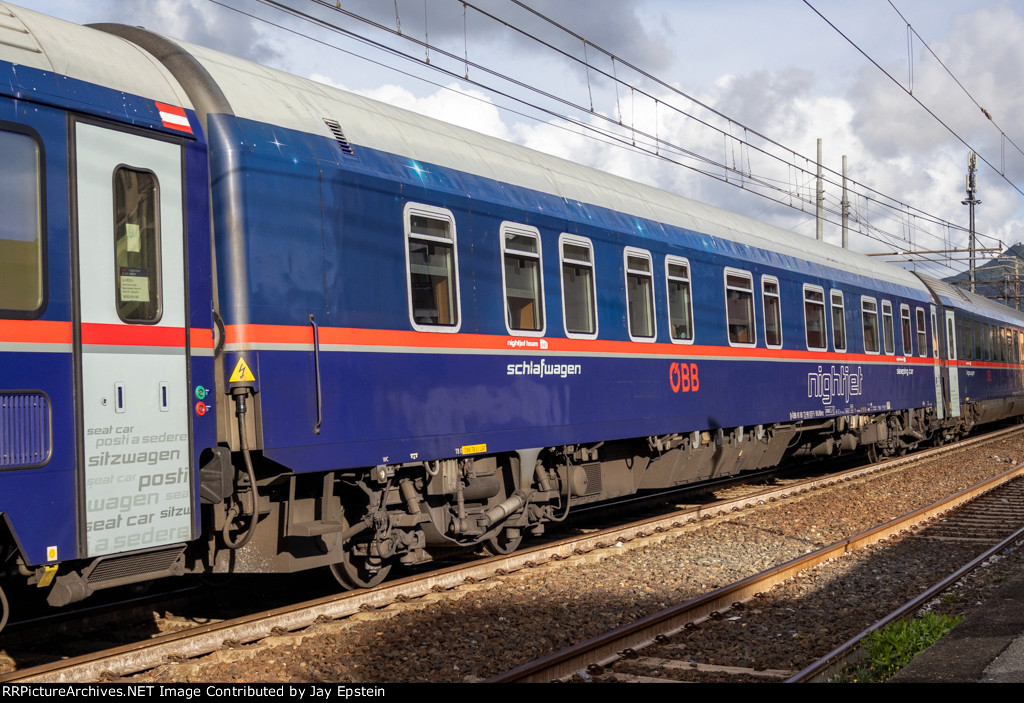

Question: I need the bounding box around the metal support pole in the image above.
[841,154,849,249]
[816,138,824,242]
[962,151,981,293]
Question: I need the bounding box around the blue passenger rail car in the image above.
[1,2,1024,623]
[0,5,215,620]
[923,276,1024,425]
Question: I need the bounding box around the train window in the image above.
[881,301,895,355]
[625,248,655,341]
[900,305,912,356]
[666,257,694,343]
[762,276,782,348]
[0,129,44,317]
[916,308,927,358]
[931,309,939,359]
[559,234,597,339]
[949,318,958,360]
[803,285,826,350]
[405,204,460,331]
[831,290,846,352]
[724,269,755,346]
[862,298,880,354]
[974,321,982,360]
[114,167,162,323]
[983,323,991,361]
[501,223,544,335]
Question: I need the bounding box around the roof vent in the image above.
[323,118,355,157]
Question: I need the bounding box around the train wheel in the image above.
[330,552,391,590]
[0,583,8,633]
[866,443,879,464]
[483,527,523,556]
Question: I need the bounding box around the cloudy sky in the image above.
[15,0,1024,280]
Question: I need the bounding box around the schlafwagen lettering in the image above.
[506,359,581,378]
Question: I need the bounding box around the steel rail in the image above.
[788,510,1024,682]
[488,459,1024,683]
[4,426,1021,683]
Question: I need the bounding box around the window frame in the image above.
[624,247,656,342]
[666,256,694,345]
[881,300,895,355]
[403,202,462,333]
[499,222,545,337]
[900,304,913,356]
[916,307,927,358]
[862,297,880,354]
[803,284,827,351]
[830,289,846,353]
[0,124,47,320]
[112,165,163,325]
[558,233,598,340]
[762,275,783,349]
[724,267,756,348]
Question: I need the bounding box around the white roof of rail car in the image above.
[0,3,191,110]
[0,1,927,294]
[172,35,926,291]
[920,275,1024,326]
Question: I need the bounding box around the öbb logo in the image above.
[669,362,700,393]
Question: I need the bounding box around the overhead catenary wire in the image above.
[207,0,998,271]
[805,0,1024,201]
[497,0,997,247]
[297,0,996,256]
[887,0,1024,176]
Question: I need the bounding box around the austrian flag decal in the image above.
[155,101,193,134]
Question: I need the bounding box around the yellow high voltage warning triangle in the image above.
[229,357,256,383]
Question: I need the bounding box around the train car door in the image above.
[74,121,193,558]
[943,310,961,418]
[931,306,943,420]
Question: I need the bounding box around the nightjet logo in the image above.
[808,365,863,405]
[506,337,549,350]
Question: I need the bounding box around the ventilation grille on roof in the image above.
[323,118,355,157]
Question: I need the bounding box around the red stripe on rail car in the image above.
[81,323,186,348]
[0,320,72,344]
[223,323,948,368]
[190,328,215,349]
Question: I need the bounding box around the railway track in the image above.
[3,425,1022,683]
[491,456,1024,682]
